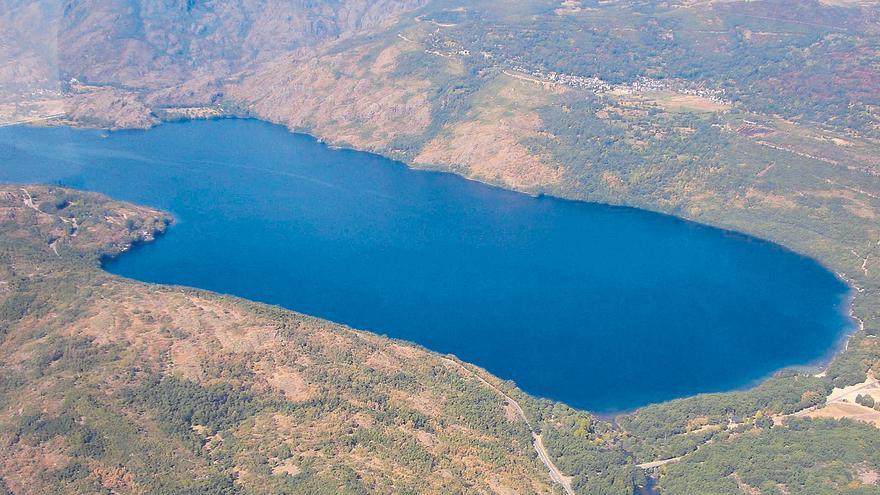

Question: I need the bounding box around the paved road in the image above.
[442,357,575,495]
[533,432,576,495]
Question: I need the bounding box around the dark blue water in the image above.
[0,119,852,412]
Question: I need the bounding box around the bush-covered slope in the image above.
[0,186,552,493]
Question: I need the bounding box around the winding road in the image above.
[441,357,575,495]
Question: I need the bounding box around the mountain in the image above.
[2,1,880,494]
[0,185,638,494]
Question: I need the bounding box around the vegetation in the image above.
[2,0,880,493]
[0,186,577,493]
[618,371,832,460]
[352,10,880,493]
[661,419,880,495]
[419,0,880,138]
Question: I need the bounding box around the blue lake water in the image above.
[0,119,852,412]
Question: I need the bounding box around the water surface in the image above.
[0,119,851,411]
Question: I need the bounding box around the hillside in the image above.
[3,0,878,288]
[0,186,545,493]
[0,186,650,493]
[2,0,880,493]
[2,185,880,494]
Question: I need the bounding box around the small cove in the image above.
[0,119,853,412]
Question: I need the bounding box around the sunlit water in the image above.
[0,119,852,411]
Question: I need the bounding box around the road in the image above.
[637,456,681,470]
[533,432,576,494]
[0,113,65,127]
[442,357,575,495]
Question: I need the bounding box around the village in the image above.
[418,23,729,104]
[508,64,729,103]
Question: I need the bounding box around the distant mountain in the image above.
[1,0,425,91]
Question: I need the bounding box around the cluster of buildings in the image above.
[509,65,728,103]
[418,28,728,105]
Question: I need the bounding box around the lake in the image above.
[0,119,852,412]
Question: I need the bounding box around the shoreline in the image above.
[808,290,864,378]
[7,115,868,416]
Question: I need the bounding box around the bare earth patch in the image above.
[272,458,302,477]
[365,350,401,372]
[800,373,880,427]
[807,189,878,220]
[856,463,880,485]
[644,92,731,113]
[731,187,798,210]
[805,402,880,427]
[265,366,313,402]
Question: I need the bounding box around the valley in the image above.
[1,0,880,494]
